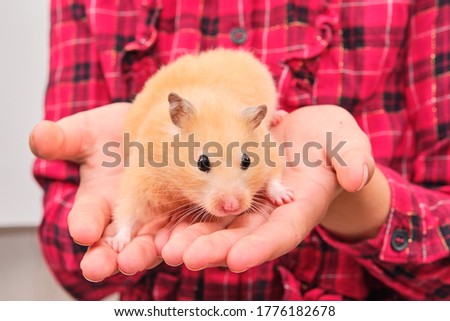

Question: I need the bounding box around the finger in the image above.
[331,145,375,193]
[227,201,316,272]
[280,105,375,193]
[161,220,228,267]
[183,213,267,270]
[227,168,333,272]
[117,234,163,275]
[154,221,190,255]
[116,218,168,274]
[68,186,111,246]
[80,240,118,282]
[29,116,92,162]
[324,109,375,192]
[29,103,130,162]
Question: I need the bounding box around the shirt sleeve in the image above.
[317,0,450,300]
[33,0,140,300]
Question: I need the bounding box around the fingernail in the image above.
[118,267,137,276]
[356,163,369,192]
[29,130,41,158]
[82,272,103,283]
[229,266,250,273]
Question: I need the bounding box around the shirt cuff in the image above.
[316,164,445,264]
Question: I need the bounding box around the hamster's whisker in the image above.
[145,204,199,227]
[160,204,211,233]
[246,196,273,220]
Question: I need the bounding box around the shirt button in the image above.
[391,229,409,251]
[230,27,248,45]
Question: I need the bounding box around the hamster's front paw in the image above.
[267,179,295,206]
[105,230,131,252]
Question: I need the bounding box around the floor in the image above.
[0,227,118,300]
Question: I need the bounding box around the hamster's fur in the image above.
[107,49,293,252]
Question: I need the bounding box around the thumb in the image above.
[332,147,375,192]
[29,103,130,162]
[29,116,91,162]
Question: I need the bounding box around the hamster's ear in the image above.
[168,92,196,128]
[242,104,267,129]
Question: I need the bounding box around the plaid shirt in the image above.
[34,0,450,300]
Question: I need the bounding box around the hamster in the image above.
[107,48,294,252]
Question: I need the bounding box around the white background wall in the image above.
[0,0,47,227]
[0,1,81,300]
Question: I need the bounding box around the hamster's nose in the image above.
[219,197,242,214]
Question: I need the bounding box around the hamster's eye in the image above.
[197,154,211,173]
[240,153,251,170]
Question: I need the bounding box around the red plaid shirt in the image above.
[34,0,450,300]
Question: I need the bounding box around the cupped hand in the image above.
[157,105,377,272]
[30,104,379,280]
[30,103,163,281]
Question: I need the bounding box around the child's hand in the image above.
[156,105,390,272]
[29,103,164,281]
[30,104,390,279]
